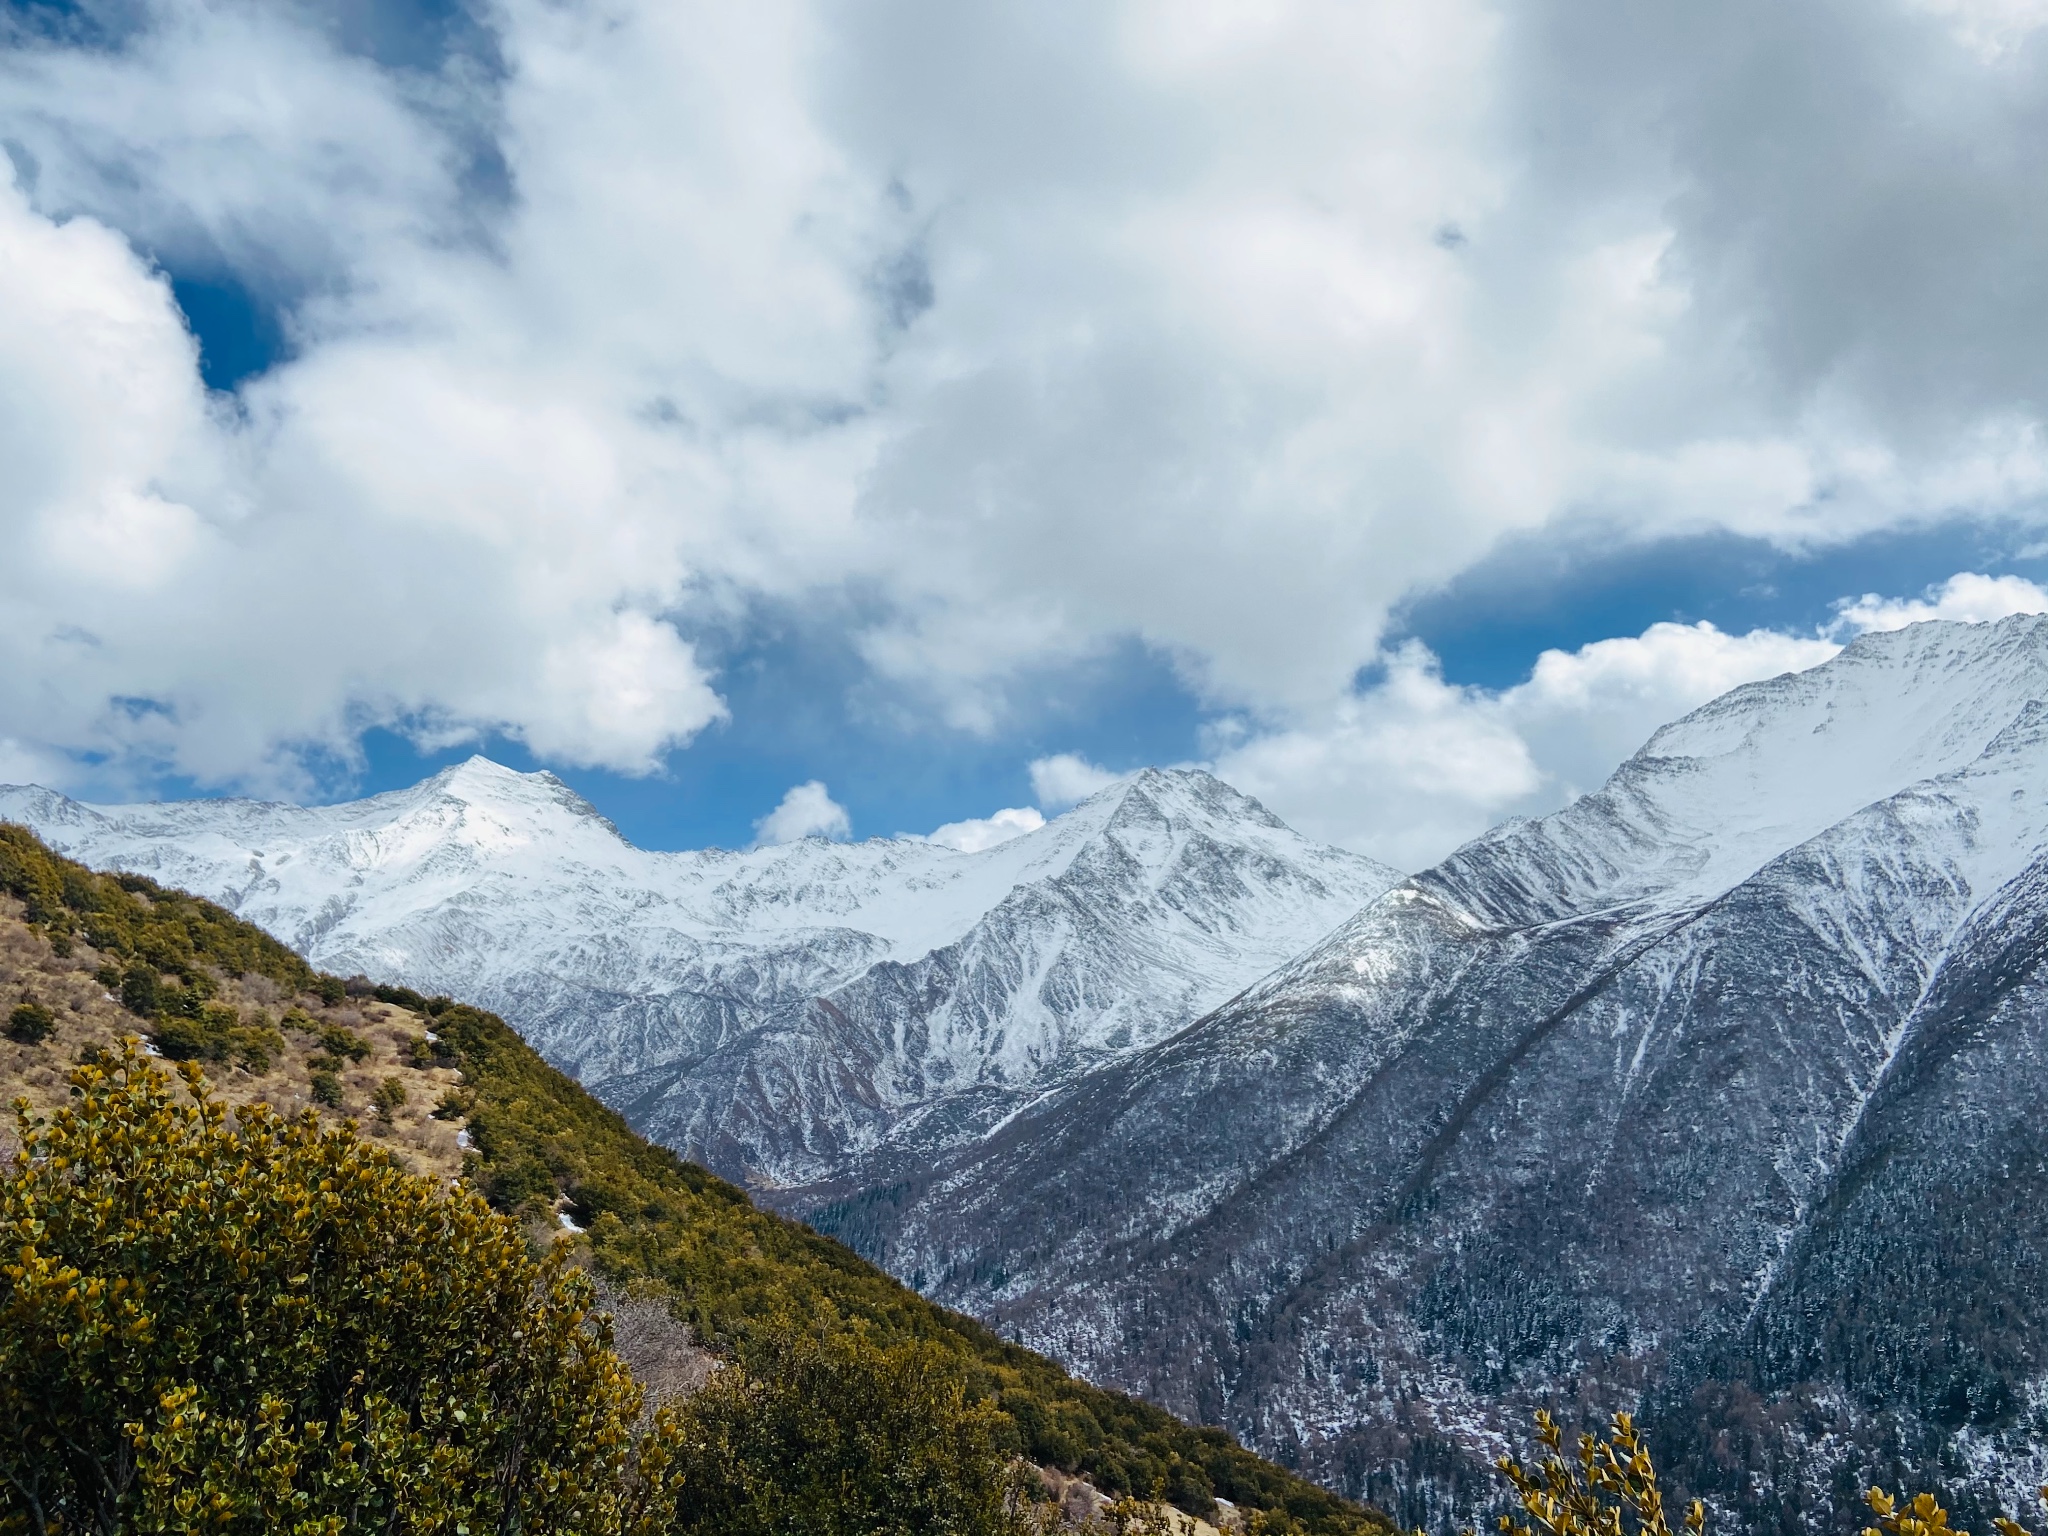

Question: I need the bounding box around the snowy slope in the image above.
[0,760,1398,1185]
[805,615,2048,1532]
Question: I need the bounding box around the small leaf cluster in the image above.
[1864,1485,2048,1536]
[1494,1411,1703,1536]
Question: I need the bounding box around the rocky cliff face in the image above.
[796,616,2048,1533]
[0,761,1397,1188]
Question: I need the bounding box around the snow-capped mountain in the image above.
[0,760,1398,1186]
[806,615,2048,1532]
[21,615,2048,1532]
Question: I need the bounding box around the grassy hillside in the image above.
[0,822,1387,1534]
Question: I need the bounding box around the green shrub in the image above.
[151,1001,282,1072]
[118,963,162,1016]
[644,1318,1032,1536]
[372,981,429,1011]
[284,1006,370,1062]
[651,1327,1040,1536]
[5,1002,54,1045]
[309,1069,344,1107]
[373,1075,408,1121]
[410,1030,458,1068]
[0,1044,647,1535]
[149,1013,211,1059]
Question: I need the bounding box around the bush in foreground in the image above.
[652,1321,1030,1535]
[1490,1409,2048,1536]
[0,1044,1041,1535]
[1,1042,643,1534]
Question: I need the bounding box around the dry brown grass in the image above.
[0,893,467,1179]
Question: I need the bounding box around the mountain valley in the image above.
[798,614,2048,1531]
[13,615,2048,1533]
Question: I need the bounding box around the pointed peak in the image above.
[409,756,627,843]
[1085,765,1288,830]
[432,754,522,784]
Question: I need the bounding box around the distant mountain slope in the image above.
[0,763,1397,1186]
[0,823,1385,1535]
[804,615,2048,1533]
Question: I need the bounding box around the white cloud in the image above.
[1498,622,1840,803]
[1911,0,2048,59]
[1210,646,1544,870]
[754,780,852,844]
[921,805,1045,852]
[0,736,63,787]
[1831,572,2048,636]
[1029,754,1122,810]
[1215,619,1842,868]
[4,0,2048,793]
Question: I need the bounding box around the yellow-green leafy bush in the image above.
[0,825,312,998]
[646,1319,1031,1536]
[1494,1410,1703,1536]
[1489,1411,2048,1536]
[0,1044,644,1535]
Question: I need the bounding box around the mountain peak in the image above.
[407,755,627,844]
[1085,765,1291,833]
[1425,612,2048,926]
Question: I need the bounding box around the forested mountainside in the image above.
[0,765,1397,1190]
[796,615,2048,1534]
[0,822,1383,1535]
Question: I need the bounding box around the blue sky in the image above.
[4,0,2048,867]
[316,519,2048,854]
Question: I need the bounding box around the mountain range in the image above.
[12,613,2048,1533]
[0,760,1396,1189]
[796,614,2048,1530]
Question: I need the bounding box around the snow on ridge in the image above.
[1220,615,2048,1012]
[1428,613,2048,924]
[0,757,1400,1184]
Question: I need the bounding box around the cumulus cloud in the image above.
[1214,616,1842,868]
[0,737,63,787]
[1029,754,1122,810]
[3,0,2048,794]
[754,780,852,844]
[921,805,1045,852]
[1498,622,1841,802]
[1831,572,2048,636]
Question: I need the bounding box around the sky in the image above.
[3,0,2048,869]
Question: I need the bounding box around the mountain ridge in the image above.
[20,617,2048,1531]
[790,614,2048,1532]
[0,759,1399,1189]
